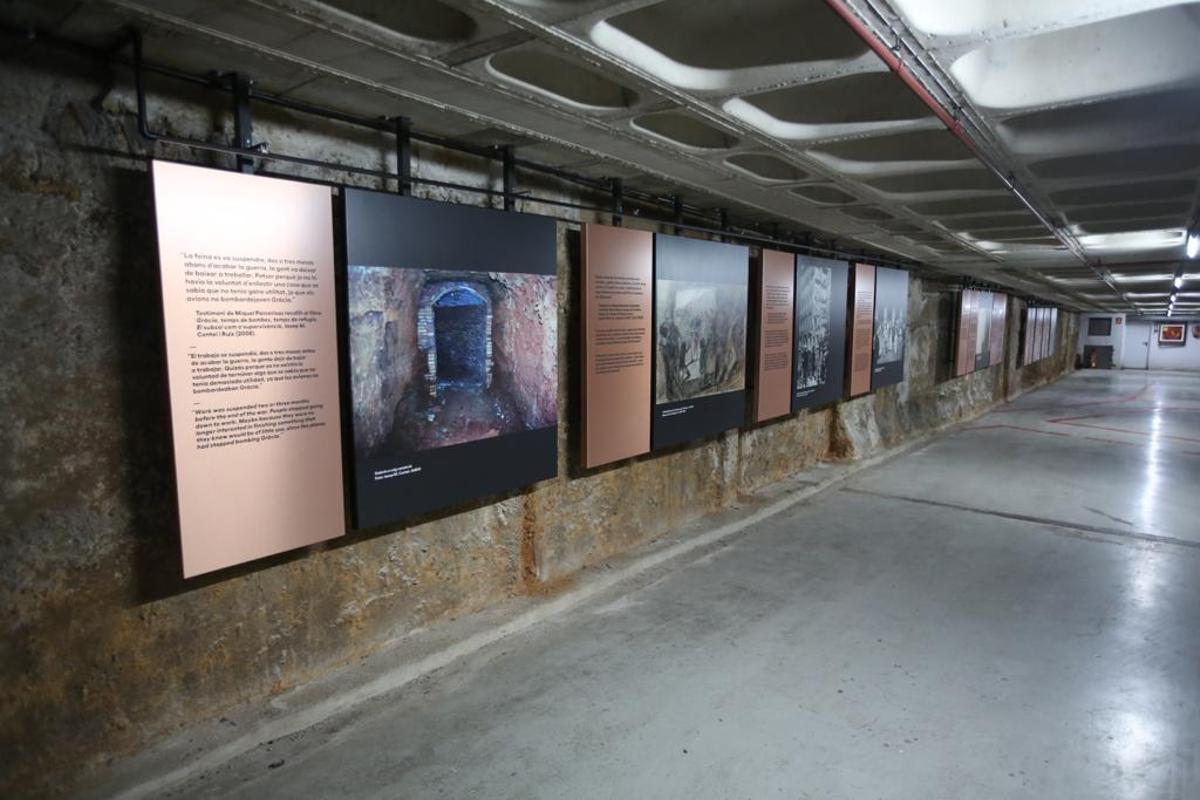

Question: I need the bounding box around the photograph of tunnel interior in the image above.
[344,188,559,528]
[3,1,1200,799]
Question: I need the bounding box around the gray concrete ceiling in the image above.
[6,0,1198,311]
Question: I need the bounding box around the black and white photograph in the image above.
[655,279,747,405]
[874,307,904,365]
[793,256,848,410]
[652,234,749,450]
[871,266,908,390]
[344,189,558,528]
[974,290,992,369]
[795,264,831,391]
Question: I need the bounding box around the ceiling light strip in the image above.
[823,0,1125,311]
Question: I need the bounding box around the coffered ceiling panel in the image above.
[5,0,1196,311]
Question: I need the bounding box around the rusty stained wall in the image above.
[0,51,1077,798]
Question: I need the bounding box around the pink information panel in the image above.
[152,161,345,577]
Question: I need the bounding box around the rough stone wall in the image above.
[0,51,1076,799]
[488,272,558,428]
[347,266,423,454]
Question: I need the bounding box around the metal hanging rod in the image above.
[3,22,927,268]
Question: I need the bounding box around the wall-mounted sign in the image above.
[1032,307,1044,363]
[1036,307,1046,359]
[848,263,875,397]
[1033,308,1046,362]
[955,289,978,377]
[989,293,1008,368]
[793,255,849,411]
[871,267,908,390]
[753,249,795,422]
[652,234,749,449]
[152,161,345,577]
[1159,322,1187,345]
[973,290,992,371]
[1048,307,1059,357]
[1041,308,1053,360]
[581,223,652,468]
[1020,306,1031,365]
[345,189,558,528]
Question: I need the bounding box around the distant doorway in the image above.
[1121,320,1150,369]
[1083,345,1114,369]
[433,288,489,388]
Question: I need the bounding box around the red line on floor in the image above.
[965,423,1200,456]
[966,424,1072,438]
[1047,414,1200,444]
[993,382,1150,415]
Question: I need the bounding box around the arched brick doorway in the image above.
[417,281,493,396]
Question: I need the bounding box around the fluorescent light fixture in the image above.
[1079,228,1186,252]
[1110,272,1175,283]
[1175,276,1184,288]
[964,239,1008,252]
[1188,231,1200,259]
[1048,276,1108,286]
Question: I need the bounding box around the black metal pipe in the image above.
[393,116,411,196]
[501,145,515,212]
[230,72,254,173]
[6,23,919,268]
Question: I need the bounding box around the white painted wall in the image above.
[1077,313,1125,367]
[1146,321,1200,371]
[1121,320,1151,369]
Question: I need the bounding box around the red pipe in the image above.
[823,0,1099,274]
[823,0,969,146]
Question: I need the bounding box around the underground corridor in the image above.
[4,1,1200,799]
[97,370,1200,799]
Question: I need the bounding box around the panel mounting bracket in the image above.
[610,177,623,227]
[393,115,412,195]
[501,145,515,211]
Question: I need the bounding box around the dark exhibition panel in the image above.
[989,294,1008,368]
[19,2,1200,799]
[345,190,558,528]
[973,291,993,372]
[651,234,750,450]
[792,256,849,412]
[870,267,908,391]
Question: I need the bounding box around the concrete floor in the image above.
[170,370,1200,800]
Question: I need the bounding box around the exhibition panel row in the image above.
[953,288,1009,377]
[153,163,911,576]
[954,289,1061,376]
[1022,306,1060,365]
[581,226,910,467]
